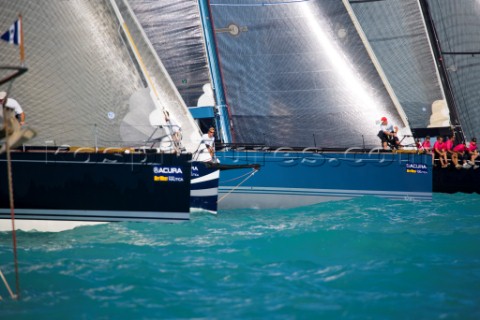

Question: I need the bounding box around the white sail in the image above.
[0,0,202,152]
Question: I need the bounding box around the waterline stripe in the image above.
[218,186,431,199]
[0,209,189,220]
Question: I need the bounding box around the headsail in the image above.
[423,0,480,141]
[349,0,451,132]
[111,0,203,152]
[0,1,142,147]
[0,0,201,151]
[128,0,213,110]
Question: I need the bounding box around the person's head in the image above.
[437,136,443,141]
[208,127,215,137]
[471,137,477,145]
[425,136,430,141]
[381,116,387,124]
[0,91,7,105]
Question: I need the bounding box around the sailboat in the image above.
[129,0,432,209]
[418,0,480,194]
[0,0,221,231]
[348,0,480,194]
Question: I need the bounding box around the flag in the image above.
[1,16,24,64]
[1,19,21,45]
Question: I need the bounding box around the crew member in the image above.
[0,91,25,125]
[377,116,400,150]
[201,127,216,159]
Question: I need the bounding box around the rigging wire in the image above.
[2,107,20,300]
[220,169,258,183]
[217,168,258,203]
[6,140,20,299]
[0,268,16,300]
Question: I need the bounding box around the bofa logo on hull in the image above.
[153,166,184,182]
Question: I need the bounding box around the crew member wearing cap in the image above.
[0,91,25,126]
[377,116,400,150]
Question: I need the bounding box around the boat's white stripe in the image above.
[0,209,189,220]
[0,220,107,232]
[218,186,431,198]
[192,170,220,184]
[191,187,219,197]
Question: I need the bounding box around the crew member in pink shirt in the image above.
[422,136,432,154]
[452,142,467,169]
[466,138,479,169]
[415,139,424,152]
[444,135,456,166]
[445,135,455,153]
[433,136,448,168]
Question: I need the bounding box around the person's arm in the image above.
[441,145,447,155]
[19,112,25,125]
[207,140,214,157]
[382,126,392,136]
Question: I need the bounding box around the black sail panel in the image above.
[425,0,480,141]
[209,0,407,148]
[350,0,447,131]
[128,0,213,108]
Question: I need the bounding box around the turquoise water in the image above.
[1,194,480,319]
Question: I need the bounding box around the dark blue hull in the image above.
[190,161,219,212]
[0,151,192,224]
[433,165,480,194]
[216,149,432,209]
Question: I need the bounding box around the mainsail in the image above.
[0,0,202,151]
[207,0,410,148]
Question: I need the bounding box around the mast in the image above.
[418,0,464,141]
[198,0,233,144]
